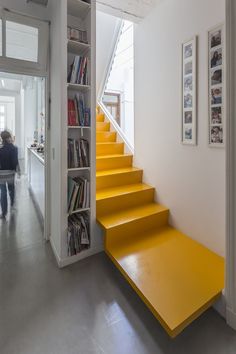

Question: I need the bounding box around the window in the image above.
[0,19,2,56]
[0,104,6,132]
[0,10,49,75]
[102,92,121,125]
[6,21,38,62]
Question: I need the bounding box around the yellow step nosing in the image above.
[96,183,154,201]
[96,167,142,177]
[96,142,124,146]
[96,154,132,160]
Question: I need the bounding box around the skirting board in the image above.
[49,237,103,268]
[226,308,236,330]
[213,291,226,318]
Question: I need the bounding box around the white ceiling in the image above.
[96,0,161,22]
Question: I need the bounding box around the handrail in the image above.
[98,101,134,154]
[97,19,124,102]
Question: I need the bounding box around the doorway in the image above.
[0,9,49,255]
[0,72,47,253]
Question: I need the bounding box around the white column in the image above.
[225,0,236,330]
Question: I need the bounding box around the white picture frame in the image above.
[181,36,197,145]
[208,24,225,147]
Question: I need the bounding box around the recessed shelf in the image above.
[68,40,91,55]
[67,83,91,91]
[68,207,90,216]
[68,167,90,172]
[68,126,91,129]
[67,0,91,19]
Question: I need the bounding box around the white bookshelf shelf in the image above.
[67,126,91,129]
[68,167,90,172]
[68,40,90,55]
[67,83,91,91]
[68,208,90,216]
[67,0,91,19]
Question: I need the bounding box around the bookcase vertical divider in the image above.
[61,0,97,268]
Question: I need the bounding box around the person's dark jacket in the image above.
[0,143,19,171]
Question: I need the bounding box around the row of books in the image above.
[68,94,90,126]
[67,26,88,44]
[68,176,90,214]
[68,213,90,256]
[68,138,89,168]
[68,56,89,86]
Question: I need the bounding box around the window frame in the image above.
[0,9,49,76]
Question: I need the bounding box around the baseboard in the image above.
[59,246,103,268]
[213,291,226,318]
[226,307,236,330]
[49,236,103,268]
[49,237,61,268]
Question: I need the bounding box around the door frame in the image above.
[0,9,50,240]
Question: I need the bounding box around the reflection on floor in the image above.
[0,179,236,354]
[0,176,43,255]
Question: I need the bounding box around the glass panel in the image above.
[6,21,38,62]
[103,20,134,146]
[0,19,2,56]
[0,116,5,131]
[0,105,5,113]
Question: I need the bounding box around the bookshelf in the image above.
[60,0,97,267]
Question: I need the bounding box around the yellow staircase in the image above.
[96,111,225,338]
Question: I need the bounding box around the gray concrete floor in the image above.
[0,179,236,354]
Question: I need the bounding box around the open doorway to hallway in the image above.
[0,72,46,253]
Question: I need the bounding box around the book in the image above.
[67,212,90,256]
[68,56,89,86]
[68,138,89,169]
[67,176,90,213]
[67,26,88,44]
[67,94,90,127]
[68,99,77,126]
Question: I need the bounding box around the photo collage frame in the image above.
[208,25,224,147]
[182,37,197,145]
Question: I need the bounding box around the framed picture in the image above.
[208,24,225,147]
[182,36,197,145]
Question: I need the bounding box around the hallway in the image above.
[0,177,43,254]
[0,181,236,354]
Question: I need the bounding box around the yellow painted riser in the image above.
[97,187,155,215]
[96,131,117,142]
[96,155,133,171]
[96,168,143,190]
[105,226,225,338]
[96,122,110,131]
[103,210,169,250]
[96,113,105,122]
[96,142,124,156]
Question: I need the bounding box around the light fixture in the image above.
[1,79,5,88]
[26,0,48,6]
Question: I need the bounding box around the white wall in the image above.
[134,0,226,256]
[96,11,121,97]
[49,0,67,259]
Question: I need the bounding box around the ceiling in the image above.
[96,0,161,22]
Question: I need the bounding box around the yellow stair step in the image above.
[96,121,110,131]
[96,183,155,214]
[96,154,133,171]
[96,131,117,142]
[98,203,169,248]
[96,167,143,190]
[96,142,124,156]
[106,225,225,338]
[96,113,105,122]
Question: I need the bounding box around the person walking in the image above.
[0,131,20,219]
